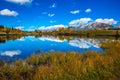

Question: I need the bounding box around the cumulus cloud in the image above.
[95,18,117,25]
[27,26,37,31]
[38,24,66,32]
[48,13,55,17]
[50,3,56,8]
[69,18,92,27]
[0,50,21,57]
[70,10,80,14]
[6,0,33,5]
[85,8,91,13]
[0,9,18,16]
[15,26,24,30]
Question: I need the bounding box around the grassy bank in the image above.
[0,25,26,36]
[1,25,120,37]
[0,40,120,80]
[31,30,120,37]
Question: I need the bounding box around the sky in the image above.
[0,0,120,31]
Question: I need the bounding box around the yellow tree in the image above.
[58,27,65,34]
[65,27,71,34]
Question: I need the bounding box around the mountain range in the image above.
[70,22,114,30]
[38,22,120,32]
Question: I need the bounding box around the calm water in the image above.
[0,36,110,61]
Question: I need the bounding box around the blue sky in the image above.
[0,0,120,31]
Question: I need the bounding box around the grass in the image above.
[31,29,120,37]
[0,40,120,80]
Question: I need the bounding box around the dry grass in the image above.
[0,41,120,80]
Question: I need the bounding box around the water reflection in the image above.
[69,39,97,48]
[0,35,119,61]
[0,35,24,43]
[17,37,25,41]
[0,50,21,57]
[38,36,66,42]
[69,38,106,49]
[37,36,109,49]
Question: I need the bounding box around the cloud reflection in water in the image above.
[0,50,21,57]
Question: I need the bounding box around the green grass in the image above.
[0,40,120,80]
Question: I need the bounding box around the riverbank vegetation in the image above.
[1,25,120,37]
[0,40,120,80]
[0,25,26,36]
[31,27,120,37]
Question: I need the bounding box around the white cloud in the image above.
[38,26,45,30]
[6,0,33,5]
[15,26,24,30]
[69,18,117,28]
[95,18,117,25]
[48,13,55,17]
[0,9,18,16]
[70,10,80,14]
[69,18,92,27]
[85,8,91,13]
[49,20,56,23]
[27,26,37,31]
[0,50,21,57]
[50,3,56,8]
[38,24,66,32]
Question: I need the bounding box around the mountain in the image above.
[70,24,88,30]
[111,25,120,30]
[38,22,114,32]
[87,22,113,29]
[70,22,113,30]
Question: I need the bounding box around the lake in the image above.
[0,35,115,62]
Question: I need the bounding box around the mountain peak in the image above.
[88,22,113,29]
[70,22,113,30]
